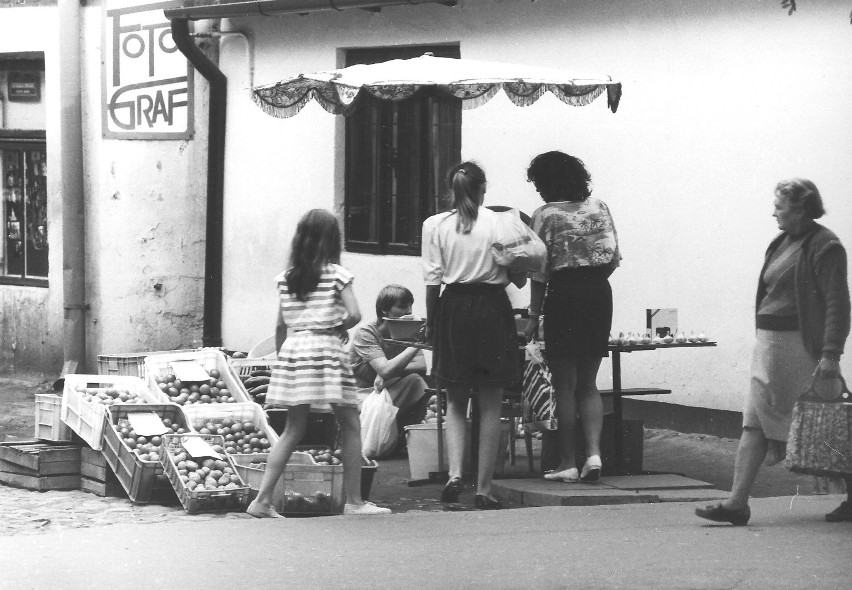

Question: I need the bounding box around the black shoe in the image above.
[474,494,502,510]
[825,501,852,522]
[440,477,462,503]
[694,503,750,526]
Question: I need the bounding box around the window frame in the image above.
[0,133,48,286]
[343,45,461,256]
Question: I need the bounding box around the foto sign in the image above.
[102,0,194,139]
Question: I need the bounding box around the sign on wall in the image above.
[7,72,41,102]
[102,0,194,139]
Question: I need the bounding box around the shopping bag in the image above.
[359,388,399,459]
[521,341,558,432]
[785,375,852,478]
[491,209,547,275]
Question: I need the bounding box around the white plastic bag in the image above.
[359,388,399,459]
[491,209,547,274]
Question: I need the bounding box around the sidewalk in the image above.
[0,494,848,590]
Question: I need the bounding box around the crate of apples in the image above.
[102,404,189,502]
[153,368,237,405]
[160,433,251,514]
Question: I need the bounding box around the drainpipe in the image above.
[58,0,86,374]
[169,18,226,348]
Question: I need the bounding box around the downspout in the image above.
[58,0,86,373]
[169,18,226,347]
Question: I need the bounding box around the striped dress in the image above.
[266,263,360,413]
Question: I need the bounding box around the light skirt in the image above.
[743,329,817,441]
[266,331,359,413]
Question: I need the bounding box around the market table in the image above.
[387,338,717,480]
[604,341,717,474]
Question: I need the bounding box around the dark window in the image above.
[345,45,461,255]
[1,140,48,282]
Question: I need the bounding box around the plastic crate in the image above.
[266,409,338,447]
[34,394,73,441]
[233,449,344,516]
[97,349,198,379]
[160,433,251,514]
[61,375,157,451]
[181,402,279,457]
[144,349,250,406]
[102,404,189,503]
[228,358,274,405]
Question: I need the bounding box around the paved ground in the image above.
[0,494,848,590]
[1,374,850,589]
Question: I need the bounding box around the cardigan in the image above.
[756,223,850,359]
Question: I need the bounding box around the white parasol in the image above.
[252,53,622,118]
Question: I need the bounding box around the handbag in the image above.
[521,341,558,431]
[491,209,547,275]
[785,374,852,478]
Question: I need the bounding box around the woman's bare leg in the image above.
[474,387,504,499]
[247,405,309,517]
[549,357,579,471]
[444,387,470,481]
[333,404,365,506]
[575,357,604,459]
[725,427,768,509]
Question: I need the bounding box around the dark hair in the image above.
[286,208,342,301]
[526,151,592,203]
[375,284,414,320]
[775,178,825,219]
[447,161,486,234]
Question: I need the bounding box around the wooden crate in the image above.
[0,440,83,491]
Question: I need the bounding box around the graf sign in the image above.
[102,0,194,139]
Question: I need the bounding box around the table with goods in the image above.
[386,316,717,479]
[0,346,379,518]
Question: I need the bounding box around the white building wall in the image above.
[79,5,208,366]
[218,0,852,412]
[0,7,62,373]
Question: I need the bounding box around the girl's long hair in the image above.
[286,209,342,301]
[447,161,486,234]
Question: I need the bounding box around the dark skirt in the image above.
[432,283,521,389]
[543,266,613,359]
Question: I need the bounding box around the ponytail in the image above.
[447,162,486,234]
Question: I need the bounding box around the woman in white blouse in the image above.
[524,151,621,483]
[422,161,522,510]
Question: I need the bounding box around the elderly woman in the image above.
[524,151,620,483]
[696,178,851,526]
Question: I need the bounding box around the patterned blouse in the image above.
[274,263,353,331]
[530,197,621,283]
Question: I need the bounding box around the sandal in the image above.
[694,502,750,526]
[440,477,462,503]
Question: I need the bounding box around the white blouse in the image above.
[422,207,509,286]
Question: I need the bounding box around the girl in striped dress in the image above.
[247,209,391,518]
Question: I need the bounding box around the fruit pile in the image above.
[194,418,271,455]
[300,447,342,465]
[236,368,271,404]
[113,416,187,462]
[75,385,148,407]
[422,394,443,424]
[154,368,236,405]
[171,454,244,493]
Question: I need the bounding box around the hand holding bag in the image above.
[491,209,547,275]
[360,388,399,459]
[521,341,558,432]
[785,373,852,478]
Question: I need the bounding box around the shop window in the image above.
[344,45,461,255]
[1,142,48,283]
